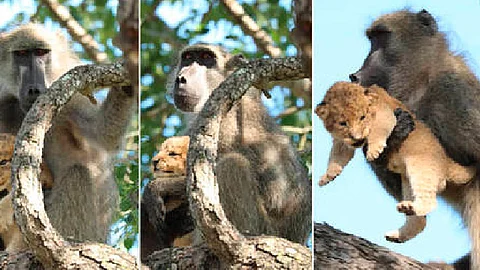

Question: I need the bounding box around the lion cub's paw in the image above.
[319,174,335,186]
[385,230,405,243]
[397,200,435,216]
[397,201,416,215]
[319,164,342,186]
[366,141,386,161]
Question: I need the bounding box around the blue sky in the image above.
[313,1,480,264]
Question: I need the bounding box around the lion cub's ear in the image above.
[364,85,380,102]
[315,101,329,120]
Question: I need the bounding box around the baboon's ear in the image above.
[417,9,437,35]
[364,87,371,96]
[315,101,329,119]
[364,85,380,101]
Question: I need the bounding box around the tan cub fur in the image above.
[152,136,190,177]
[0,133,53,252]
[151,136,193,246]
[315,82,475,243]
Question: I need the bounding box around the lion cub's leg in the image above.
[319,139,354,186]
[385,215,427,243]
[385,177,427,243]
[397,157,441,217]
[366,104,396,161]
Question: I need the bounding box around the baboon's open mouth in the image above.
[352,139,366,147]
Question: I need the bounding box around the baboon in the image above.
[350,9,480,269]
[159,44,311,244]
[0,23,136,244]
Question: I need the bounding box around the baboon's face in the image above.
[173,47,225,112]
[349,9,438,89]
[349,21,395,89]
[14,47,52,113]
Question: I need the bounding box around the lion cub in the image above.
[0,133,53,252]
[315,82,475,243]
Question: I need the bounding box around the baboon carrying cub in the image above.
[351,9,480,269]
[0,23,136,247]
[317,82,475,243]
[142,44,311,254]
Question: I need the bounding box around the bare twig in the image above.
[220,0,282,57]
[282,125,312,134]
[275,105,307,120]
[40,0,108,63]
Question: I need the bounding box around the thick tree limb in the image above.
[116,0,139,89]
[314,223,441,269]
[292,0,312,79]
[40,0,108,63]
[10,61,136,269]
[220,0,282,57]
[184,57,310,267]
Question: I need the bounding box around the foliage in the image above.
[0,0,138,252]
[141,0,312,191]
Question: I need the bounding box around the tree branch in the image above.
[184,56,310,267]
[116,0,139,89]
[292,0,312,78]
[10,61,136,269]
[40,0,108,63]
[220,0,282,57]
[314,223,440,269]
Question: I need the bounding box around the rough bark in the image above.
[116,0,139,90]
[292,0,312,79]
[7,62,137,269]
[314,223,443,270]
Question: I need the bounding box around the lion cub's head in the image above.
[315,82,378,147]
[152,136,190,177]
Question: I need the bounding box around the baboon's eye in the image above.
[201,51,213,59]
[34,49,50,56]
[183,52,192,60]
[0,159,9,166]
[339,121,347,126]
[168,152,177,156]
[360,115,366,121]
[14,50,28,56]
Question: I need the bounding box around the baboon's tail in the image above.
[464,178,480,270]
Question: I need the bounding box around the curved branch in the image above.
[186,56,310,267]
[40,0,108,63]
[10,61,136,269]
[220,0,282,57]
